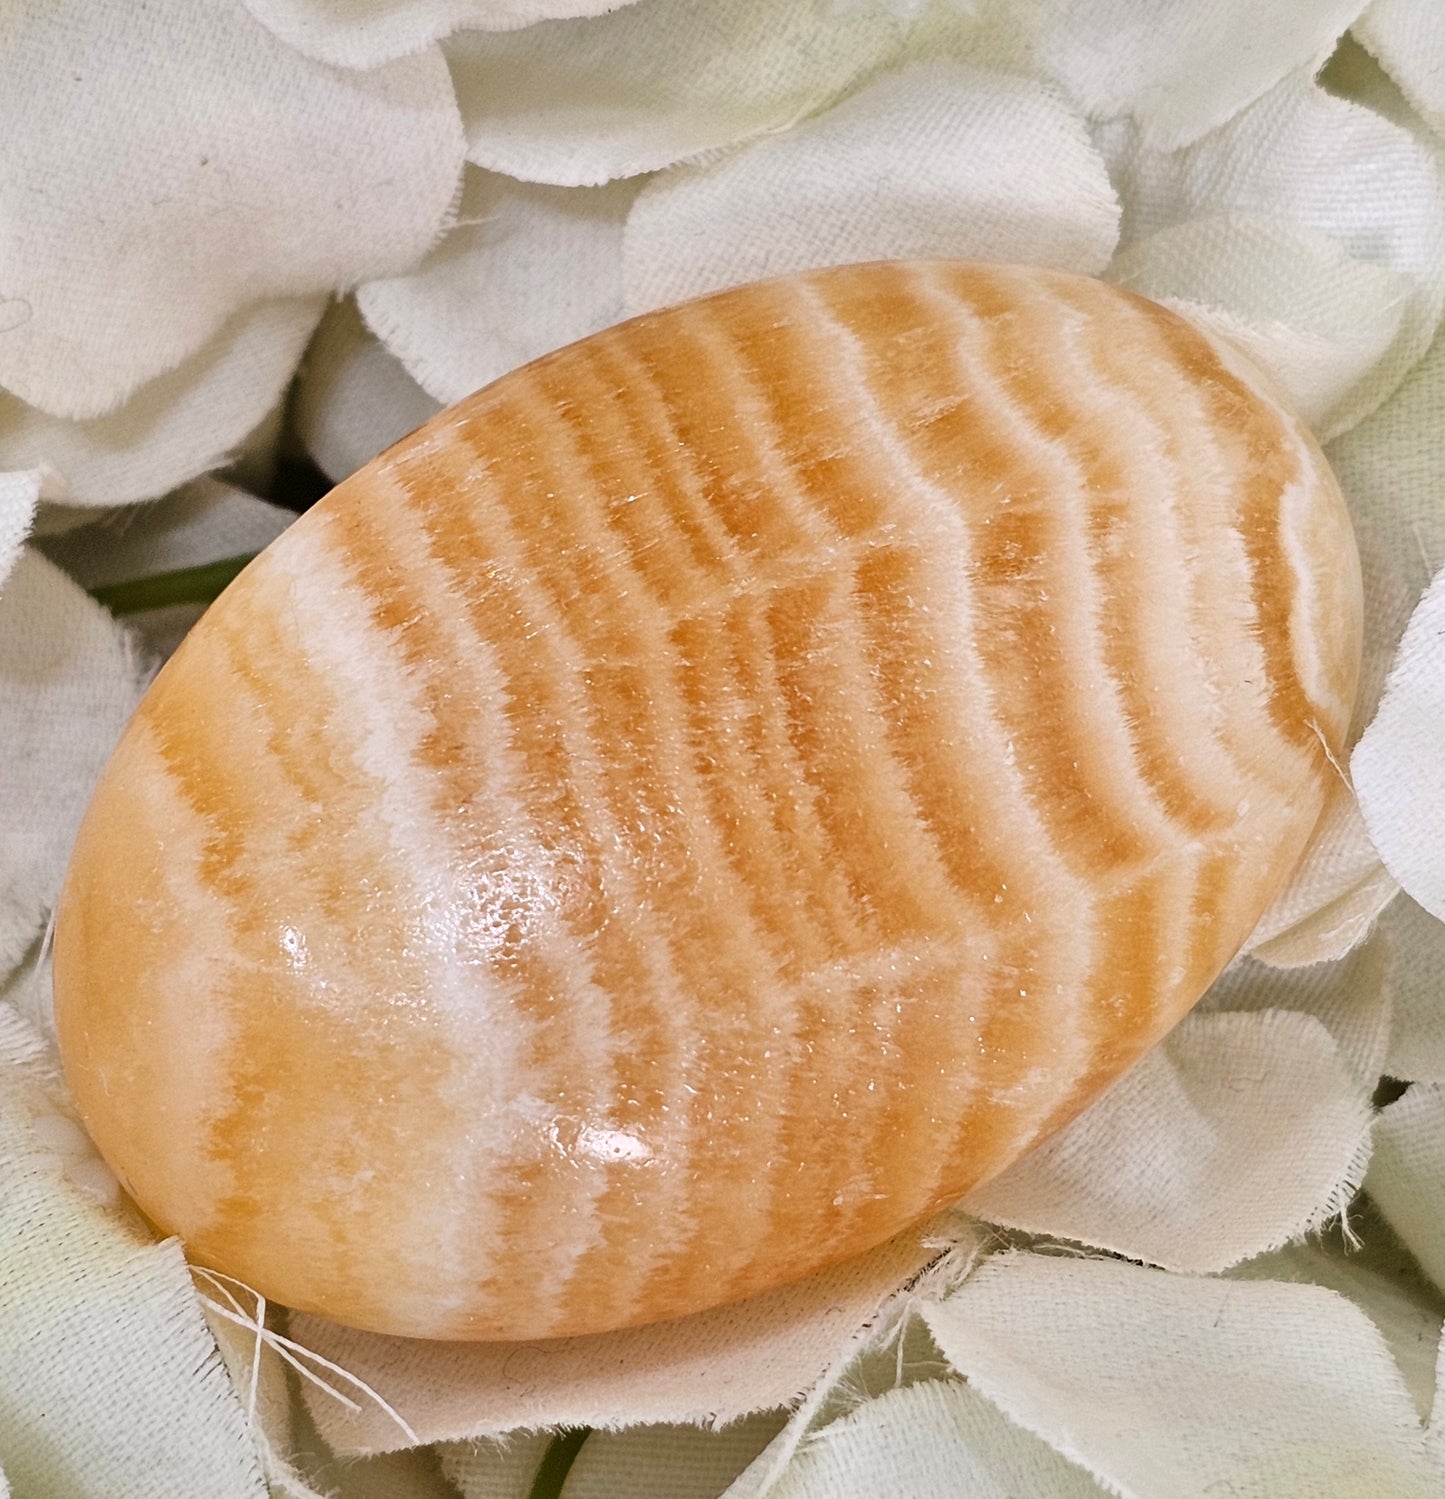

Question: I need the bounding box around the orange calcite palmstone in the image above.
[53,262,1362,1341]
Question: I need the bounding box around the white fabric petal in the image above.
[0,939,54,1042]
[0,0,462,419]
[924,1252,1445,1497]
[1235,481,1412,960]
[1102,76,1445,435]
[1200,934,1392,1085]
[221,400,287,502]
[758,1380,1107,1499]
[293,300,443,485]
[204,1299,324,1499]
[1431,1333,1445,1473]
[1244,779,1398,968]
[1380,896,1445,1083]
[0,552,148,980]
[964,1010,1372,1272]
[359,171,638,405]
[0,299,323,510]
[1326,342,1445,999]
[291,1219,943,1453]
[38,479,297,658]
[1348,509,1424,739]
[1108,215,1414,440]
[444,1416,787,1499]
[242,0,644,68]
[1328,320,1445,643]
[293,1438,456,1499]
[0,1008,267,1498]
[29,502,120,540]
[1357,0,1445,135]
[624,60,1119,316]
[1104,77,1444,275]
[1368,1084,1445,1293]
[445,0,907,187]
[1354,564,1445,920]
[438,1433,550,1499]
[0,1001,118,1208]
[1321,30,1421,132]
[712,1228,984,1499]
[0,471,46,591]
[1432,1336,1445,1471]
[564,1417,788,1499]
[1040,0,1365,149]
[1233,1228,1444,1425]
[1172,300,1400,443]
[39,479,295,592]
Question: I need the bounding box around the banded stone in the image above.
[53,261,1361,1340]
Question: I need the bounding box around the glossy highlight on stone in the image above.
[53,261,1363,1341]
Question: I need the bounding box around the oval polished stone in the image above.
[53,261,1362,1341]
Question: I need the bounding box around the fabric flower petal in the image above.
[963,1010,1372,1272]
[358,171,638,404]
[1040,0,1365,150]
[443,1416,788,1499]
[756,1380,1108,1499]
[1200,933,1392,1084]
[0,300,323,510]
[0,1008,267,1498]
[0,0,462,419]
[569,1417,789,1499]
[714,1229,984,1499]
[1243,779,1398,968]
[438,1433,549,1498]
[1320,30,1419,129]
[203,1296,323,1499]
[1357,0,1445,135]
[624,60,1119,316]
[1233,1226,1444,1425]
[1368,1085,1445,1293]
[1353,564,1445,920]
[924,1252,1445,1497]
[0,943,53,1042]
[1239,496,1410,967]
[40,480,295,594]
[305,1448,452,1498]
[293,301,443,485]
[1104,77,1443,276]
[1101,77,1445,435]
[242,0,645,68]
[1379,896,1445,1083]
[0,552,148,980]
[1108,215,1415,440]
[0,470,46,591]
[1328,321,1445,641]
[38,478,297,658]
[445,0,906,187]
[1171,300,1400,444]
[1349,510,1423,739]
[291,1218,944,1453]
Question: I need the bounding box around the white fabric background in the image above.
[7,2,1445,1495]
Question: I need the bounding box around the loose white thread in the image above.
[1308,720,1352,789]
[193,1267,420,1446]
[18,907,59,1034]
[1412,521,1435,578]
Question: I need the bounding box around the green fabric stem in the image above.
[527,1428,592,1499]
[88,554,259,616]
